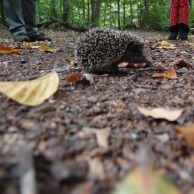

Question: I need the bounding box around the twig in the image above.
[19,145,37,194]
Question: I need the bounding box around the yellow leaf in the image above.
[55,39,64,43]
[175,124,194,148]
[160,40,171,46]
[0,71,59,106]
[137,106,184,121]
[112,167,181,194]
[157,41,176,49]
[39,45,59,53]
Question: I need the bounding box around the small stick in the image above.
[19,145,37,194]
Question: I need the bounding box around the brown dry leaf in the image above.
[66,72,82,83]
[22,42,39,49]
[39,45,59,53]
[152,68,177,79]
[175,124,194,148]
[0,71,59,106]
[157,40,176,49]
[88,157,105,180]
[171,59,193,70]
[82,127,111,148]
[93,127,111,148]
[0,44,22,54]
[23,42,33,49]
[137,106,184,121]
[112,167,181,194]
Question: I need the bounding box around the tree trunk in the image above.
[51,0,58,18]
[0,0,5,21]
[117,0,121,29]
[142,0,149,29]
[63,0,70,24]
[123,0,126,28]
[91,0,102,27]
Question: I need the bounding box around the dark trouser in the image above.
[3,0,39,37]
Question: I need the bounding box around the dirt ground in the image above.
[0,28,194,194]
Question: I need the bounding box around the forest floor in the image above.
[0,28,194,194]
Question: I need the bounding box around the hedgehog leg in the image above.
[100,61,119,74]
[89,62,119,74]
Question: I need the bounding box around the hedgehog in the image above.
[74,27,149,74]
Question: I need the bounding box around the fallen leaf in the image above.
[152,68,177,79]
[175,124,194,148]
[93,127,111,148]
[112,167,181,194]
[160,40,171,46]
[39,45,59,52]
[55,39,64,43]
[157,41,176,49]
[22,42,39,49]
[83,127,111,148]
[66,72,82,83]
[23,42,33,49]
[171,59,192,70]
[0,44,22,54]
[0,71,59,106]
[88,157,105,180]
[137,106,184,121]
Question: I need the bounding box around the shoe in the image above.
[179,23,190,40]
[168,24,179,40]
[168,32,178,40]
[14,33,30,42]
[28,34,52,42]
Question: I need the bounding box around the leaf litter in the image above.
[0,29,194,194]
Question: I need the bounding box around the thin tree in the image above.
[91,0,102,27]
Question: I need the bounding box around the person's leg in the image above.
[3,0,29,41]
[22,0,39,37]
[21,0,51,41]
[168,0,180,40]
[179,0,189,40]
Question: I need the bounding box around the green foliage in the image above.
[1,0,194,31]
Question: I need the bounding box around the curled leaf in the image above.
[171,59,192,70]
[0,71,59,106]
[152,68,177,79]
